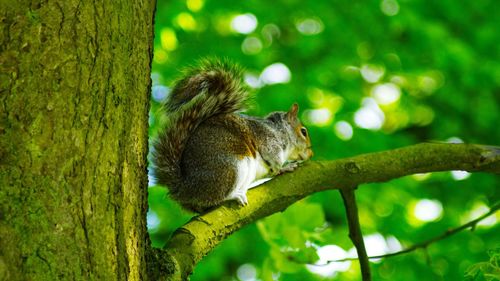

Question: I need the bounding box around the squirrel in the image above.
[152,59,313,213]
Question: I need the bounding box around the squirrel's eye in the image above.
[300,127,307,137]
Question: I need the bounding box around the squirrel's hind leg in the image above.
[224,156,258,206]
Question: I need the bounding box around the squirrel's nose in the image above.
[300,148,313,160]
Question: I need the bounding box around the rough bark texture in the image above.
[0,1,155,280]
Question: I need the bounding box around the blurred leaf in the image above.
[261,258,276,281]
[150,0,500,280]
[284,201,325,232]
[465,248,500,281]
[270,246,303,274]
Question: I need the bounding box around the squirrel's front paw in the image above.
[226,191,249,206]
[235,194,249,206]
[280,161,300,173]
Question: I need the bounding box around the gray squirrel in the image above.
[152,59,313,213]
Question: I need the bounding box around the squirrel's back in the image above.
[152,59,250,194]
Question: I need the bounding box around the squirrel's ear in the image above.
[287,103,299,121]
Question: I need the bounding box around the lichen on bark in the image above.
[0,1,155,280]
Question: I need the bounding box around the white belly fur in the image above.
[224,154,272,204]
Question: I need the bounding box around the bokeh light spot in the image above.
[175,13,197,31]
[371,83,401,105]
[347,234,402,263]
[154,49,168,64]
[296,18,324,35]
[152,85,170,102]
[244,73,262,89]
[354,98,385,130]
[374,203,394,217]
[446,137,464,143]
[186,0,204,12]
[307,245,351,277]
[418,76,438,94]
[147,210,160,231]
[305,108,332,126]
[236,264,257,281]
[241,36,263,55]
[231,13,258,34]
[451,170,471,181]
[260,63,291,84]
[412,105,435,126]
[160,28,178,51]
[380,0,400,16]
[334,121,353,141]
[361,64,385,83]
[463,203,497,228]
[262,24,281,45]
[414,199,443,222]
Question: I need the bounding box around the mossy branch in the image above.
[150,142,500,280]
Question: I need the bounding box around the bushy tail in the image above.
[152,59,250,192]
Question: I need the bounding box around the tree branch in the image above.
[327,201,500,263]
[340,187,371,281]
[157,143,500,280]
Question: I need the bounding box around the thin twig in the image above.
[327,202,500,263]
[340,187,371,281]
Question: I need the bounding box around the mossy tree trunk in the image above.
[0,1,156,280]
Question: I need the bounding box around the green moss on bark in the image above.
[0,1,155,280]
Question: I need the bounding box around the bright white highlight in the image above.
[231,14,258,34]
[307,245,351,277]
[147,210,160,230]
[386,236,403,253]
[414,199,443,222]
[334,121,353,141]
[236,264,257,281]
[148,170,156,186]
[371,83,401,105]
[360,64,385,83]
[347,233,403,263]
[362,233,388,261]
[354,98,385,130]
[248,177,271,188]
[467,204,497,227]
[446,137,464,143]
[451,170,471,181]
[260,63,291,85]
[306,108,332,126]
[152,85,169,102]
[244,73,262,89]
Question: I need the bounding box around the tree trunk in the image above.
[0,1,156,280]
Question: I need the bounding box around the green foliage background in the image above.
[148,0,499,280]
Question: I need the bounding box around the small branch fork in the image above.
[325,201,500,264]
